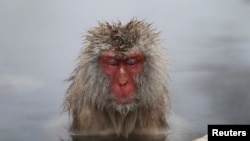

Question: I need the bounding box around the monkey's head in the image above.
[64,19,168,117]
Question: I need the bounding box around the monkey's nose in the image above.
[118,76,128,86]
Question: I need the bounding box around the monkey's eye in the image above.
[107,58,119,66]
[126,58,137,65]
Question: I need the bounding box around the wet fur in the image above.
[63,19,169,137]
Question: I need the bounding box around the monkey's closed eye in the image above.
[126,58,137,65]
[107,58,119,66]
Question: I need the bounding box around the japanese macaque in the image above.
[63,19,169,138]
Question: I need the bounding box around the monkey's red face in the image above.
[100,50,144,105]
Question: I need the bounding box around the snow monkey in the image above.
[63,19,170,138]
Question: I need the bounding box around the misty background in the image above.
[0,0,250,141]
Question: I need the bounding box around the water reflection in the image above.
[67,135,167,141]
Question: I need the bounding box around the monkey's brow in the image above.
[114,54,137,60]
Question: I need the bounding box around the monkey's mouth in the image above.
[114,96,135,104]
